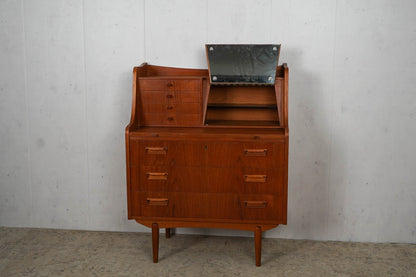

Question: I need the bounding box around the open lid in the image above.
[205,44,280,85]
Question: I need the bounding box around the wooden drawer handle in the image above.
[167,117,174,121]
[145,147,167,155]
[147,198,169,206]
[146,172,168,180]
[167,106,173,110]
[244,201,267,208]
[244,149,268,157]
[166,94,174,98]
[166,82,173,88]
[244,175,267,183]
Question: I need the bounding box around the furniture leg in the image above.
[255,226,262,266]
[166,228,171,238]
[152,223,159,263]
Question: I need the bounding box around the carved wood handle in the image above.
[244,175,267,183]
[167,117,174,121]
[145,147,167,155]
[244,149,268,157]
[244,201,267,208]
[147,198,169,206]
[146,172,168,180]
[166,94,174,98]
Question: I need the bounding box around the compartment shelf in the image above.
[207,103,277,109]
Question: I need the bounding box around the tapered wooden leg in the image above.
[165,228,171,238]
[255,226,262,266]
[152,223,159,263]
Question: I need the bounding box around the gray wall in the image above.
[1,0,415,243]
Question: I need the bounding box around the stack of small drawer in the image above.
[138,78,202,126]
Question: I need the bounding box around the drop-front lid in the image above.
[205,44,280,85]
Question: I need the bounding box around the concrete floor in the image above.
[0,227,415,276]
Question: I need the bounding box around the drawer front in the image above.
[134,192,241,220]
[132,192,282,221]
[241,194,283,221]
[142,113,201,127]
[140,103,201,114]
[206,167,284,194]
[129,140,172,166]
[174,80,200,91]
[137,165,169,192]
[139,79,166,91]
[140,91,175,104]
[206,142,285,168]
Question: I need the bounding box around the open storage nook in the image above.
[126,63,289,266]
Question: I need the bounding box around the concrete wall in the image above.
[1,0,415,243]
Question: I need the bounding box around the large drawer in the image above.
[130,165,284,195]
[132,192,283,221]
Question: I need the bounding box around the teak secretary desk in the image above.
[125,45,288,266]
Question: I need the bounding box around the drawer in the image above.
[136,165,169,192]
[141,113,178,126]
[139,79,166,91]
[206,167,284,194]
[129,140,173,166]
[174,80,200,91]
[140,103,201,114]
[132,192,282,221]
[142,113,201,127]
[139,79,201,91]
[139,91,176,104]
[240,194,283,221]
[134,192,241,220]
[206,142,285,168]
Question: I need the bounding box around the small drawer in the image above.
[141,113,177,126]
[140,91,175,104]
[139,79,165,91]
[141,103,176,113]
[174,80,200,91]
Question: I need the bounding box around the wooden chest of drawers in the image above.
[126,63,289,266]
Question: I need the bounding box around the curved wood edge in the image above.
[135,219,279,232]
[144,64,209,77]
[125,66,140,219]
[283,63,289,127]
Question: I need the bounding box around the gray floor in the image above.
[0,227,415,276]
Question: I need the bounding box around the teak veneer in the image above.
[125,63,289,266]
